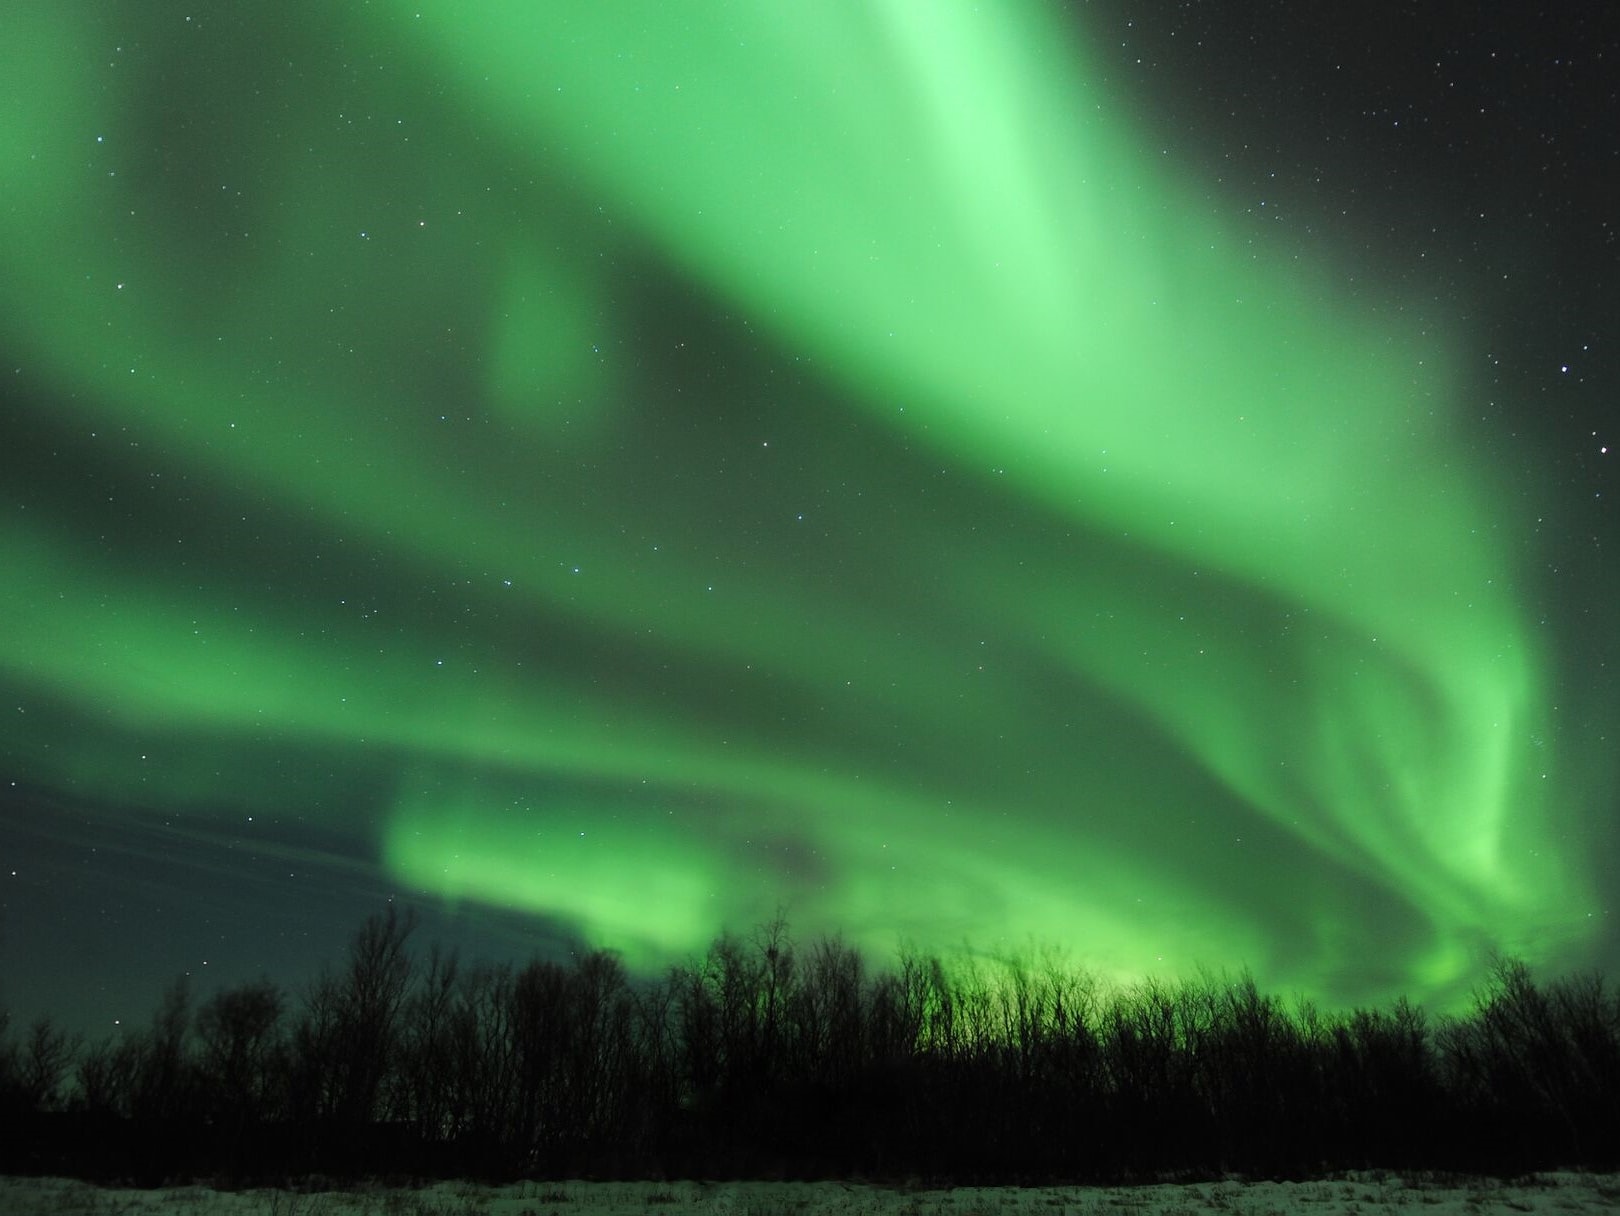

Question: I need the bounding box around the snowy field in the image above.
[5,1174,1620,1216]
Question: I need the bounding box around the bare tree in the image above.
[132,975,193,1124]
[509,957,569,1159]
[18,1016,80,1111]
[332,903,417,1126]
[195,978,285,1130]
[395,944,460,1142]
[288,903,417,1155]
[75,1033,142,1118]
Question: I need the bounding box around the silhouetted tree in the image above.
[194,977,285,1162]
[509,957,569,1164]
[74,1033,142,1119]
[17,1016,79,1113]
[335,903,416,1127]
[561,950,635,1151]
[287,906,417,1172]
[395,944,460,1145]
[131,976,193,1126]
[15,908,1620,1184]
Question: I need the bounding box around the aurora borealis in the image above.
[3,4,1615,1030]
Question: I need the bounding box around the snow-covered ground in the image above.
[5,1174,1620,1216]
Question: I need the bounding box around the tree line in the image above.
[2,907,1617,1183]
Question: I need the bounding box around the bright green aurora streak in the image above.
[0,5,1596,1006]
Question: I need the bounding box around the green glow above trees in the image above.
[0,4,1598,1009]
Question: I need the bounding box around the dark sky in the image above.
[3,2,1616,1039]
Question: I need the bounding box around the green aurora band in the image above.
[0,4,1598,1006]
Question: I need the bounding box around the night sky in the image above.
[3,3,1616,1038]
